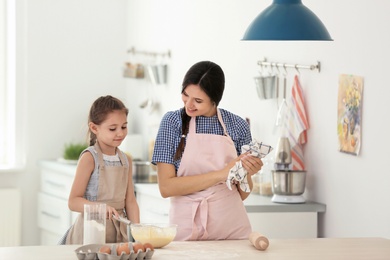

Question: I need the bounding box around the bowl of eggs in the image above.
[130,223,177,248]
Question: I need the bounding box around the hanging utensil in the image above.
[273,65,289,136]
[138,64,153,110]
[147,65,158,86]
[254,63,277,100]
[139,98,153,109]
[274,65,280,107]
[139,65,158,113]
[254,75,277,99]
[275,65,288,126]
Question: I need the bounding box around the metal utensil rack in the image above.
[124,47,171,79]
[127,46,171,58]
[258,58,321,73]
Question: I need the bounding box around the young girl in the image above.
[64,95,140,244]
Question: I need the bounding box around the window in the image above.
[0,0,25,170]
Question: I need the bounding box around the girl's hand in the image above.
[106,205,119,220]
[240,153,263,177]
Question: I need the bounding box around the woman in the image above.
[152,61,263,241]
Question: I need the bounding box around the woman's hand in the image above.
[240,153,263,177]
[223,154,263,178]
[223,157,241,177]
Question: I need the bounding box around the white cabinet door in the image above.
[37,192,72,236]
[247,212,317,238]
[40,169,73,198]
[38,161,76,245]
[136,191,170,223]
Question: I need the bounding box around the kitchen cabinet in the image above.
[135,184,170,224]
[38,160,78,245]
[37,160,326,243]
[37,160,158,245]
[134,183,326,239]
[244,194,325,238]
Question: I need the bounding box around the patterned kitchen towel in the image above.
[226,139,273,192]
[284,75,309,170]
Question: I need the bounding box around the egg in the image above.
[99,245,111,254]
[133,242,145,253]
[143,242,154,251]
[116,243,130,255]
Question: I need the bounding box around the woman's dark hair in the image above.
[88,95,129,146]
[174,61,225,160]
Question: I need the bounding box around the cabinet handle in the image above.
[42,211,60,219]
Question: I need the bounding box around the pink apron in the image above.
[170,109,252,241]
[66,142,129,244]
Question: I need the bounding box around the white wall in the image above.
[0,0,128,245]
[125,0,390,239]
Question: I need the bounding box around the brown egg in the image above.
[133,242,145,253]
[99,245,111,254]
[143,242,154,251]
[116,243,130,255]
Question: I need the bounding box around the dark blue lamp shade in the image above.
[242,0,333,41]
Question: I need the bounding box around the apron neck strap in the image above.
[94,142,126,167]
[216,109,228,136]
[94,142,105,167]
[116,147,127,167]
[189,108,229,136]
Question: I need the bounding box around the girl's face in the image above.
[90,110,128,153]
[182,84,216,117]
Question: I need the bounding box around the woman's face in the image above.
[182,84,216,117]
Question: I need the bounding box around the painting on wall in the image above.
[337,74,364,155]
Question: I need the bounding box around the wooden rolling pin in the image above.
[249,232,269,251]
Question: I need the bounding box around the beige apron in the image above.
[170,109,252,241]
[65,142,129,244]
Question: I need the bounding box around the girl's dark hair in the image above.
[88,95,129,146]
[174,61,225,160]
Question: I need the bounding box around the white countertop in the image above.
[39,159,78,176]
[1,238,389,260]
[244,191,326,213]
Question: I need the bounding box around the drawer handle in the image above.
[42,211,61,219]
[46,180,66,189]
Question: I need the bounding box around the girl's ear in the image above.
[89,122,98,134]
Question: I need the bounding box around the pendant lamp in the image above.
[242,0,333,41]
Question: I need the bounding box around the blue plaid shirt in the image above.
[152,108,252,172]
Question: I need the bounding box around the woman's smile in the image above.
[182,84,216,117]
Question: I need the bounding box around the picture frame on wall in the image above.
[337,74,364,155]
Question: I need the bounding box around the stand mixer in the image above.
[271,137,306,203]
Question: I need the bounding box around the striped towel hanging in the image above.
[284,75,309,170]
